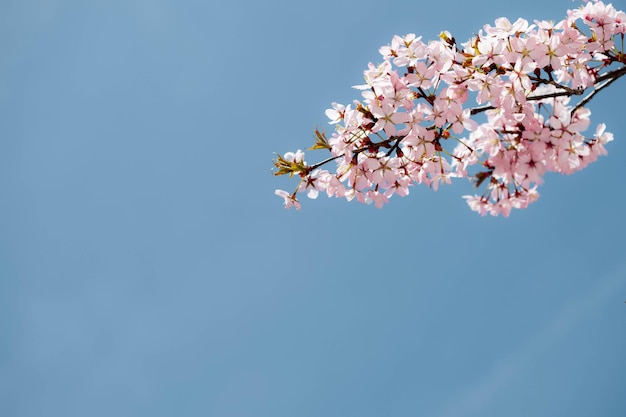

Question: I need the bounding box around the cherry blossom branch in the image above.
[273,0,626,216]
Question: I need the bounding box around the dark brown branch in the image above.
[571,68,626,115]
[470,91,575,115]
[470,64,626,116]
[528,75,582,94]
[594,65,626,83]
[307,154,342,171]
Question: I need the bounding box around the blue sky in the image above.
[1,0,625,416]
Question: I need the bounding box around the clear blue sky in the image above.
[1,1,625,416]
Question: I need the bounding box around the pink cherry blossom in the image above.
[275,189,301,210]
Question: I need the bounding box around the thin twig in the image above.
[528,75,581,94]
[307,154,342,171]
[594,65,626,83]
[470,90,576,115]
[571,73,624,116]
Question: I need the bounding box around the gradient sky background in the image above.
[1,0,625,416]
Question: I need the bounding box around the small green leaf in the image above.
[272,154,308,178]
[308,127,332,151]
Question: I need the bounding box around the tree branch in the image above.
[571,64,626,115]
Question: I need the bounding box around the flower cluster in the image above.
[273,0,625,216]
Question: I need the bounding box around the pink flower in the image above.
[463,195,490,216]
[298,169,329,199]
[275,189,301,210]
[325,102,348,124]
[472,36,507,69]
[369,102,411,136]
[386,176,411,197]
[405,61,437,89]
[450,107,477,134]
[367,190,389,208]
[589,123,614,157]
